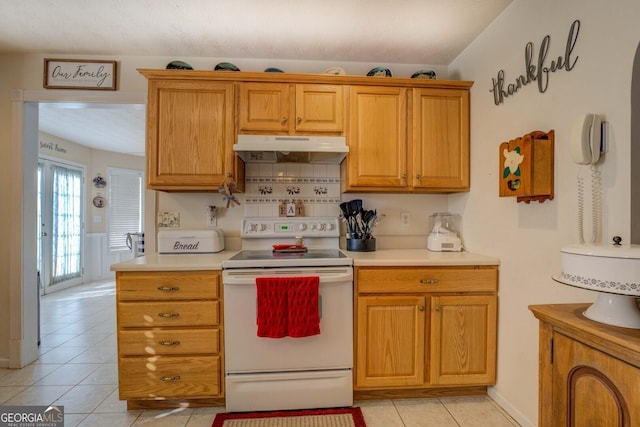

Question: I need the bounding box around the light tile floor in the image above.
[0,280,520,427]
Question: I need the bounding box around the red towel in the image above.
[256,276,320,338]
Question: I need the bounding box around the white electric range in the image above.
[222,217,353,412]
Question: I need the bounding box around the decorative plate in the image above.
[92,195,105,208]
[367,67,392,77]
[92,175,106,188]
[166,60,193,70]
[411,69,437,79]
[214,62,240,71]
[324,67,346,75]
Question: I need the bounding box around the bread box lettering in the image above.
[158,229,224,254]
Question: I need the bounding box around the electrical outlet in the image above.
[207,213,217,227]
[400,212,410,226]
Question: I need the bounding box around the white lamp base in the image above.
[583,293,640,329]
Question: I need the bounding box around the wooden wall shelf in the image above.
[499,130,554,203]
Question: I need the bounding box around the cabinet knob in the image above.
[297,116,302,124]
[157,286,179,292]
[158,312,180,319]
[416,174,422,180]
[158,340,181,346]
[401,173,407,180]
[419,279,439,284]
[435,305,441,312]
[159,375,181,382]
[419,305,425,312]
[281,116,288,124]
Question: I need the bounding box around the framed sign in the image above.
[43,58,117,90]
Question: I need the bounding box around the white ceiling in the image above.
[5,0,512,155]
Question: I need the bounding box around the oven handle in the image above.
[222,268,353,285]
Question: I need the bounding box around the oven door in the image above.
[222,266,353,373]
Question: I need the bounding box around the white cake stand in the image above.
[553,243,640,329]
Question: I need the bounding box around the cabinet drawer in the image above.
[118,328,220,356]
[357,267,497,293]
[118,355,221,399]
[117,271,219,300]
[118,301,220,327]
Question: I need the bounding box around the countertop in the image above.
[110,249,499,271]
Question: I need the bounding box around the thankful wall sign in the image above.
[490,19,581,105]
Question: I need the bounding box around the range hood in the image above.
[234,135,348,163]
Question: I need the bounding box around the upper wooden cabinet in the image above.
[238,82,345,134]
[141,73,239,191]
[138,69,471,193]
[344,86,470,193]
[345,86,409,190]
[412,88,470,191]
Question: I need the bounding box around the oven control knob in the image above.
[249,223,258,232]
[259,224,267,232]
[298,223,307,231]
[319,223,327,231]
[311,223,318,231]
[326,223,335,231]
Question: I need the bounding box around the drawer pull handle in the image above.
[159,340,181,346]
[159,375,181,382]
[420,279,439,284]
[157,286,180,292]
[158,312,180,319]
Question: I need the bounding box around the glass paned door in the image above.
[38,159,85,293]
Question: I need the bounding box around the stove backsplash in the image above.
[243,163,342,218]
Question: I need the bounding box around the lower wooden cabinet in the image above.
[355,266,498,394]
[530,304,640,427]
[116,270,224,407]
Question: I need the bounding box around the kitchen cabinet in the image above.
[345,86,409,190]
[139,69,471,193]
[530,304,640,427]
[412,88,470,191]
[116,270,224,409]
[141,72,240,191]
[344,86,470,193]
[238,82,345,134]
[355,266,497,394]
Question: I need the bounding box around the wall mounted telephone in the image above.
[571,113,604,244]
[570,113,602,165]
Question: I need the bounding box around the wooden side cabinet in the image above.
[530,304,640,427]
[238,82,345,134]
[355,266,498,396]
[116,270,224,409]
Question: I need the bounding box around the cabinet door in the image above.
[356,295,426,388]
[238,82,291,133]
[295,84,344,133]
[429,295,496,385]
[552,333,640,427]
[412,88,469,191]
[147,80,235,190]
[346,86,409,190]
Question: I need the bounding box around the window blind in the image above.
[107,168,143,252]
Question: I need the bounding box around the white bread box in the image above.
[158,229,224,254]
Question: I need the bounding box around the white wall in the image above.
[449,0,639,425]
